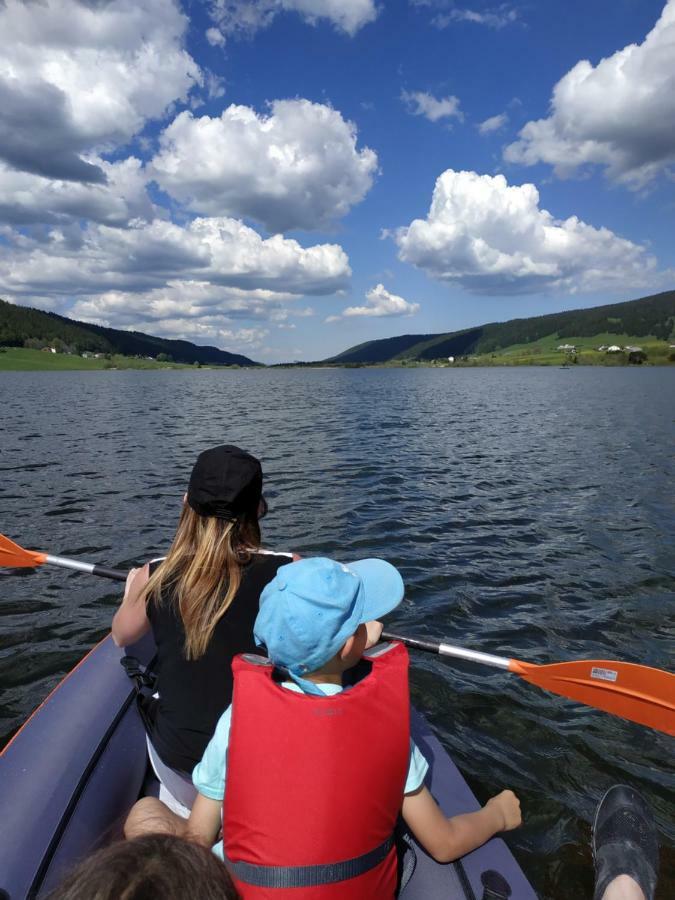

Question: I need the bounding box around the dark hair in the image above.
[45,835,239,900]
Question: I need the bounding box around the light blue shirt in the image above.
[193,681,429,859]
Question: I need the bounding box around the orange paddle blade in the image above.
[509,658,675,735]
[0,533,47,568]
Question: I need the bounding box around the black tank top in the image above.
[146,551,292,773]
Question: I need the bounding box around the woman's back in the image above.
[148,551,292,773]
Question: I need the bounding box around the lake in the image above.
[1,366,673,899]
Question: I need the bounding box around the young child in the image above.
[126,557,521,898]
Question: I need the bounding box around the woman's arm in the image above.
[111,563,151,647]
[401,785,521,863]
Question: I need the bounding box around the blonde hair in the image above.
[141,503,262,659]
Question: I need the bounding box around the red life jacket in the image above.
[223,641,410,900]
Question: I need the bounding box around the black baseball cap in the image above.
[187,445,263,520]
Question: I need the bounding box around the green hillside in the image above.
[328,291,675,364]
[0,298,259,367]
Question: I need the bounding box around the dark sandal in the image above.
[593,785,659,900]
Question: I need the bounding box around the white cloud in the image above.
[205,26,226,46]
[1,217,351,302]
[401,91,463,123]
[478,113,508,135]
[330,283,420,320]
[504,1,675,187]
[151,100,378,232]
[391,169,668,294]
[0,0,201,183]
[0,157,156,227]
[412,2,519,30]
[208,0,378,38]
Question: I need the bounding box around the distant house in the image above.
[447,356,454,363]
[606,345,622,352]
[624,346,643,353]
[556,344,576,351]
[597,345,608,351]
[41,347,57,353]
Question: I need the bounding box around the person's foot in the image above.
[593,785,659,900]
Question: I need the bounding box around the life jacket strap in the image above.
[225,834,394,888]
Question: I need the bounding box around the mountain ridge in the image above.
[0,298,260,367]
[326,291,675,364]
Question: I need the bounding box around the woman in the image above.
[112,444,294,811]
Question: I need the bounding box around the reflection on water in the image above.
[1,367,674,898]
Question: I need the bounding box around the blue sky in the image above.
[1,0,673,362]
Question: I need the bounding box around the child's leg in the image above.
[124,797,189,840]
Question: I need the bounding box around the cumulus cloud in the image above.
[478,113,508,135]
[1,217,350,299]
[401,91,463,123]
[1,217,350,344]
[208,0,378,40]
[0,158,156,227]
[412,2,519,30]
[329,283,420,320]
[151,100,378,232]
[0,0,201,183]
[391,169,667,294]
[504,1,675,186]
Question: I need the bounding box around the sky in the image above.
[1,0,674,363]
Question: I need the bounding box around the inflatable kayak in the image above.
[0,634,537,899]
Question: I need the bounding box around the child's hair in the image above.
[141,501,262,660]
[44,834,239,900]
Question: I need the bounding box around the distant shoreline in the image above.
[2,346,675,372]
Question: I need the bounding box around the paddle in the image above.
[382,631,675,736]
[0,533,127,582]
[2,533,672,734]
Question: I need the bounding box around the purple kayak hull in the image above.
[0,635,537,899]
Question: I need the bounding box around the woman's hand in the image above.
[364,620,383,649]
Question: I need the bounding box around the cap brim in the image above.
[346,559,404,622]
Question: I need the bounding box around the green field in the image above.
[454,333,675,367]
[0,348,208,371]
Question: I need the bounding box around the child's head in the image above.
[254,557,404,690]
[45,835,239,900]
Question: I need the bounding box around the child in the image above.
[126,557,521,898]
[45,835,239,900]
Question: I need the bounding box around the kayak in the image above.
[0,634,537,900]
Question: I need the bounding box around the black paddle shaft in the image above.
[381,631,441,654]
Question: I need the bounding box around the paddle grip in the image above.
[381,631,440,653]
[92,565,128,582]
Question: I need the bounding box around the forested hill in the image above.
[327,291,675,364]
[0,298,259,366]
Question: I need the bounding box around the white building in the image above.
[606,345,622,352]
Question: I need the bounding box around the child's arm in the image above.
[401,785,521,863]
[185,793,222,848]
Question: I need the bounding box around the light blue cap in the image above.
[254,557,404,691]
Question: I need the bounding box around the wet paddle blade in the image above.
[0,533,47,569]
[509,658,675,736]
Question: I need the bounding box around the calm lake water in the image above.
[1,367,674,899]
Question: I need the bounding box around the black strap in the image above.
[120,656,158,733]
[225,835,394,888]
